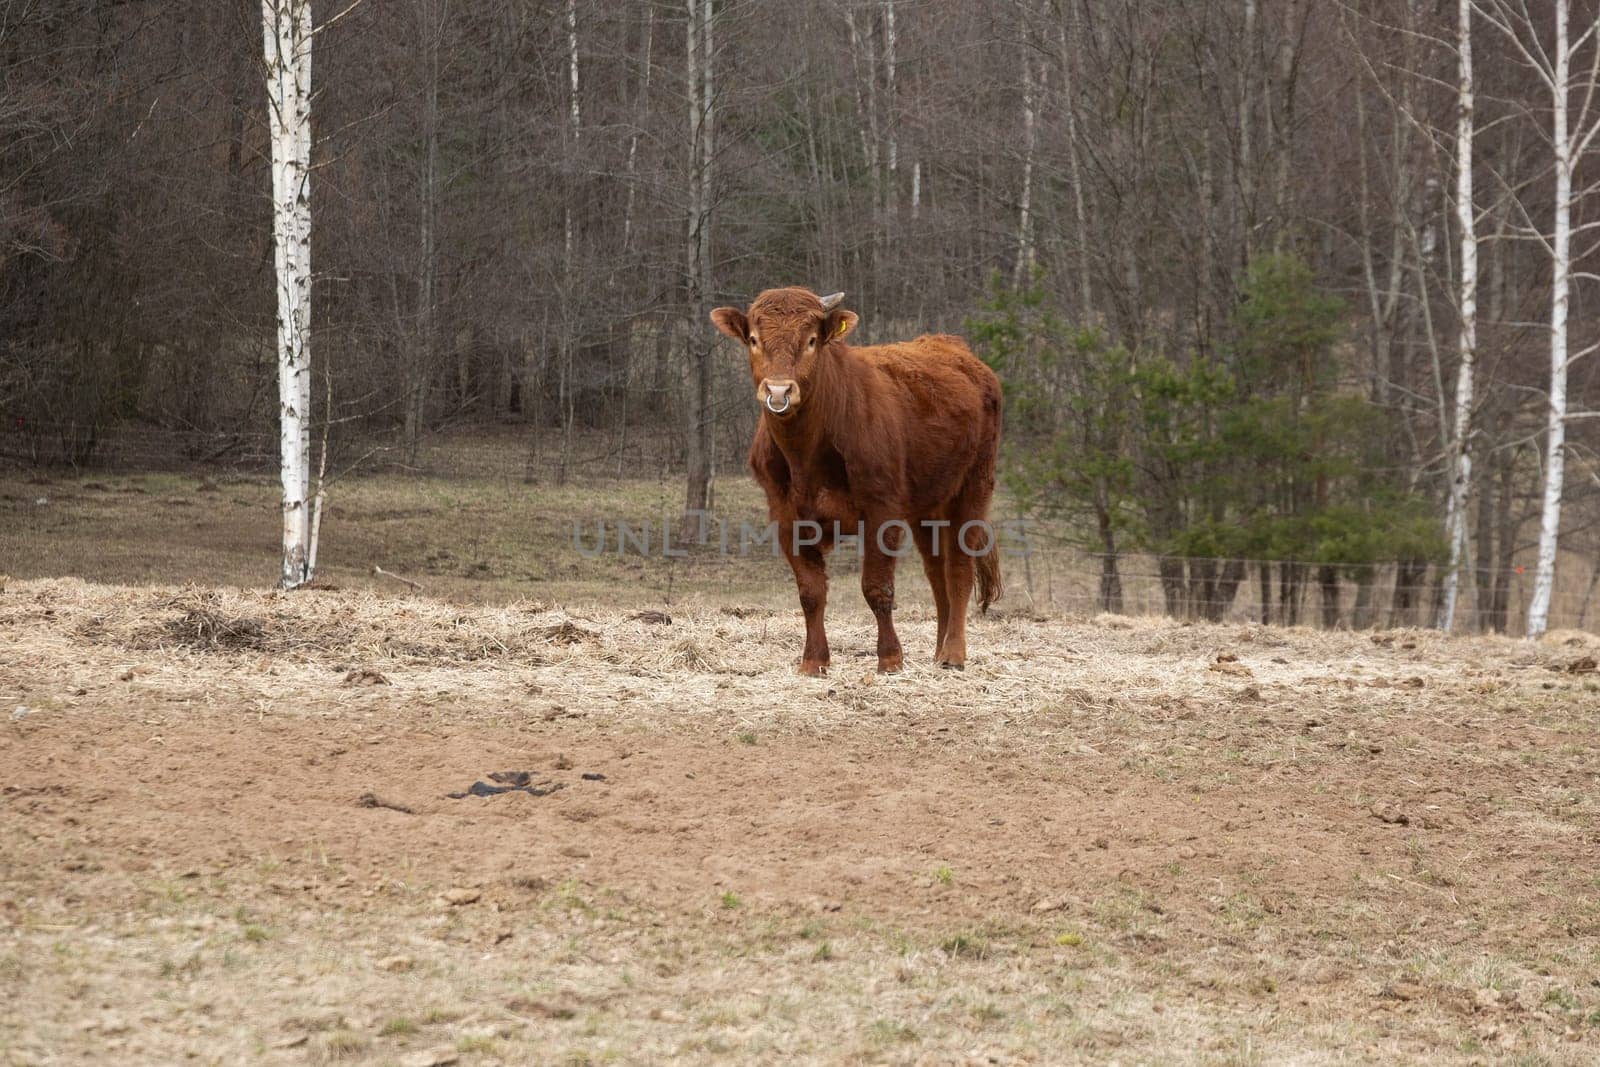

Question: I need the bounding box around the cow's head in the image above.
[709,287,858,419]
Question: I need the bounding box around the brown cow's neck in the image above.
[763,341,859,464]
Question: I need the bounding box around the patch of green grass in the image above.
[735,730,758,745]
[158,953,203,980]
[812,941,834,962]
[933,865,954,886]
[939,932,989,960]
[1543,987,1580,1011]
[457,1034,497,1055]
[1055,930,1085,947]
[378,1017,416,1037]
[720,891,742,910]
[241,925,270,943]
[317,1030,369,1061]
[867,1018,919,1046]
[550,880,594,915]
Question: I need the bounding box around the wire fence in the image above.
[4,420,1597,636]
[1001,547,1598,637]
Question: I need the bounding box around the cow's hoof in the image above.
[877,652,903,674]
[798,660,829,677]
[937,659,965,671]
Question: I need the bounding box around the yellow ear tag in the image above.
[834,317,853,340]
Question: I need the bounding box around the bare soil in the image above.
[3,578,1600,1064]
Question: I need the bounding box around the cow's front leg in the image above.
[782,539,830,676]
[862,514,904,673]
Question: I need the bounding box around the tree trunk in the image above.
[1352,568,1376,629]
[1390,557,1427,628]
[1012,53,1040,288]
[1212,559,1246,622]
[1472,439,1496,631]
[681,0,716,535]
[1318,564,1340,628]
[1489,455,1516,633]
[1057,16,1093,315]
[1189,557,1217,621]
[1528,0,1571,637]
[1279,562,1301,626]
[1094,492,1122,613]
[263,0,314,589]
[621,7,654,256]
[1258,560,1272,624]
[1158,556,1186,617]
[1439,0,1476,632]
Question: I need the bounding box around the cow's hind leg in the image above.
[939,479,998,670]
[913,522,950,661]
[939,541,975,669]
[861,514,904,672]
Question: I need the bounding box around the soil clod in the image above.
[447,771,565,799]
[356,792,414,814]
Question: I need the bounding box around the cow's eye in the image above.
[749,335,759,347]
[807,337,816,348]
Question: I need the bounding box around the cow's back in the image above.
[857,334,998,436]
[851,333,1000,508]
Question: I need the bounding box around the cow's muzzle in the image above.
[759,379,799,416]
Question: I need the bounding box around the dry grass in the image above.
[4,578,1600,1064]
[18,574,1598,732]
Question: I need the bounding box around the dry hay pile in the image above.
[65,583,600,664]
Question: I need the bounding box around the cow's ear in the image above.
[709,307,749,341]
[826,310,859,342]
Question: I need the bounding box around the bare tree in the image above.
[682,0,716,534]
[1478,0,1600,635]
[1439,0,1478,632]
[262,0,315,588]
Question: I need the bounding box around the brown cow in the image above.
[710,287,1002,675]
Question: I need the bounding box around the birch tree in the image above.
[558,0,580,484]
[262,0,314,589]
[1438,0,1477,632]
[1528,0,1573,636]
[1531,0,1571,635]
[1478,0,1600,635]
[682,0,716,534]
[1012,51,1041,288]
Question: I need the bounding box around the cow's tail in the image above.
[976,543,1002,614]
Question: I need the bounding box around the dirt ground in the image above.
[3,578,1600,1065]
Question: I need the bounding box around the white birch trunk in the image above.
[681,0,717,527]
[263,0,314,589]
[1439,0,1477,632]
[621,7,654,254]
[1012,54,1039,288]
[699,0,713,297]
[1529,0,1572,637]
[883,0,897,215]
[564,0,579,267]
[559,0,581,485]
[883,0,896,241]
[686,0,700,293]
[1238,0,1256,257]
